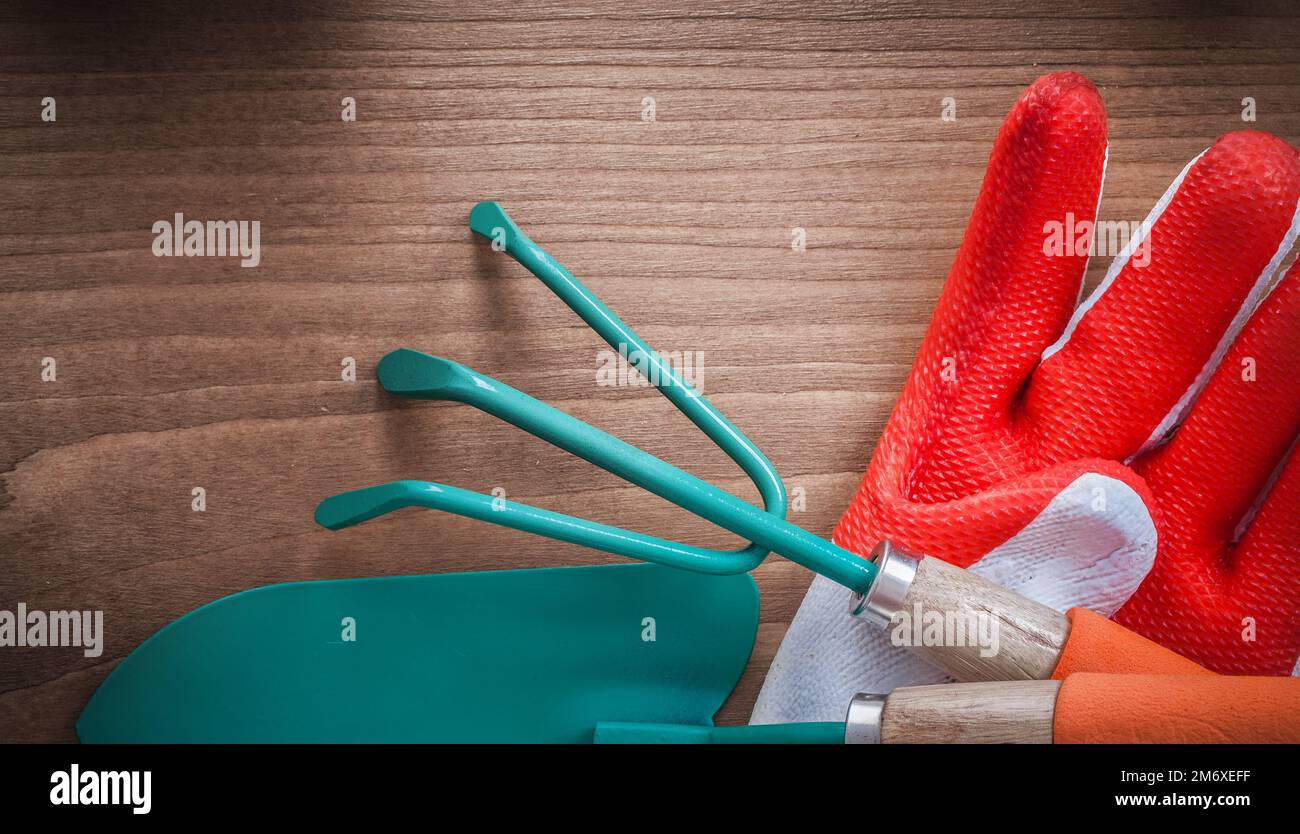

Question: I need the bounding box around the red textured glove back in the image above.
[1119,264,1300,674]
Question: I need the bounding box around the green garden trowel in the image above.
[77,563,758,743]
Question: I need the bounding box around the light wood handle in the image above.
[879,680,1059,744]
[1055,674,1300,743]
[859,675,1300,743]
[902,556,1069,680]
[860,544,1210,680]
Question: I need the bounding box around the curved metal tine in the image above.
[318,349,874,591]
[465,201,786,524]
[317,202,787,576]
[317,481,760,576]
[318,348,784,575]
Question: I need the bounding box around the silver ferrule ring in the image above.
[844,693,886,744]
[849,540,919,627]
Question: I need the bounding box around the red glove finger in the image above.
[841,73,1126,568]
[1023,131,1300,464]
[883,72,1106,503]
[1118,261,1300,674]
[1231,447,1300,671]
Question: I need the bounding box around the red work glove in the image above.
[755,72,1300,724]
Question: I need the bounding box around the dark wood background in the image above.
[3,1,1299,742]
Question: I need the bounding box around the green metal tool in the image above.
[317,202,878,595]
[79,201,874,744]
[77,563,758,743]
[594,720,845,744]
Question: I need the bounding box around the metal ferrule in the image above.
[844,693,886,744]
[848,540,919,627]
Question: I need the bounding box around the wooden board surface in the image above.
[3,1,1299,742]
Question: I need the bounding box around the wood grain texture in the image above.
[881,680,1059,744]
[903,556,1071,682]
[2,0,1299,742]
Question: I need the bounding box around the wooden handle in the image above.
[860,542,1208,682]
[878,680,1059,744]
[899,555,1069,681]
[865,675,1300,743]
